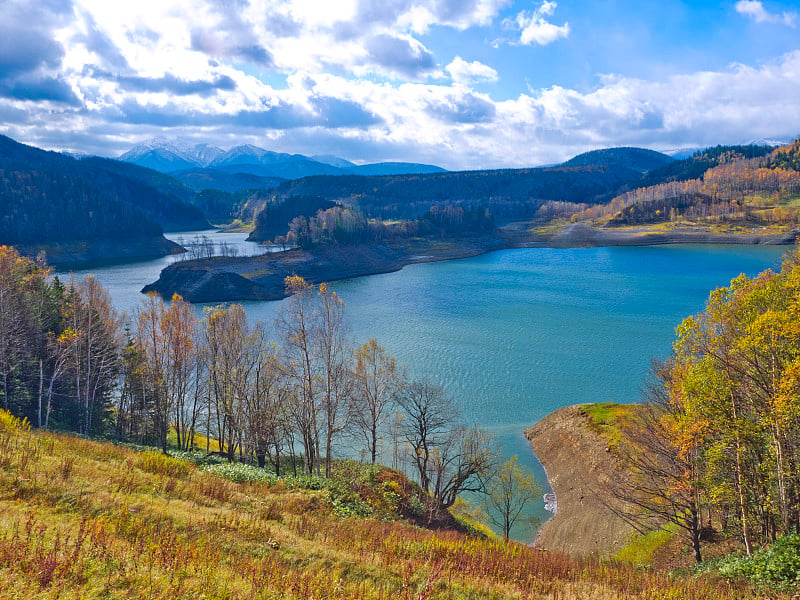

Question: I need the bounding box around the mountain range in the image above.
[119,138,446,189]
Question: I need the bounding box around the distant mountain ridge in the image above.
[118,138,446,180]
[561,147,674,173]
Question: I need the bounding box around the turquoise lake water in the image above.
[66,236,792,542]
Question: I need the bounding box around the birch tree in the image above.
[351,339,400,464]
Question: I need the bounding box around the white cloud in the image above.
[396,0,511,33]
[735,1,797,27]
[445,57,499,84]
[3,0,800,169]
[514,1,570,46]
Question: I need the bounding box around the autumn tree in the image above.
[631,250,800,558]
[610,371,708,563]
[203,303,249,460]
[137,293,198,451]
[0,246,58,418]
[350,339,400,464]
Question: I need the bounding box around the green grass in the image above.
[615,529,676,565]
[581,402,639,449]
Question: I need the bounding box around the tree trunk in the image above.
[371,422,378,464]
[37,358,43,428]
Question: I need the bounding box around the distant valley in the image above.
[2,133,798,275]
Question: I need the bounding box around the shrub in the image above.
[135,450,192,478]
[0,409,28,432]
[201,462,279,484]
[717,532,800,591]
[168,450,227,466]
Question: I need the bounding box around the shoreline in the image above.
[142,234,509,303]
[525,404,636,556]
[141,223,799,303]
[17,236,183,269]
[529,222,799,248]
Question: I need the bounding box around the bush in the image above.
[0,409,28,432]
[135,450,192,478]
[168,450,227,466]
[717,532,800,591]
[200,462,328,490]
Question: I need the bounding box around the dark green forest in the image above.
[260,164,646,222]
[0,136,208,250]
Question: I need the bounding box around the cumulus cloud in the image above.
[0,76,79,105]
[363,34,437,78]
[349,0,510,33]
[2,0,800,170]
[0,1,77,103]
[513,1,570,46]
[735,0,797,26]
[191,29,274,67]
[427,91,496,123]
[446,57,498,84]
[115,73,237,97]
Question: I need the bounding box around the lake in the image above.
[65,233,791,541]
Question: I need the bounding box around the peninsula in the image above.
[142,222,798,303]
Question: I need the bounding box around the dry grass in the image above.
[0,410,776,599]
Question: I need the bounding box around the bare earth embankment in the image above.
[536,222,799,248]
[526,404,636,556]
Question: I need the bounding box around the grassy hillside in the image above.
[0,410,766,599]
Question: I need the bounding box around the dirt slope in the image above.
[526,404,636,556]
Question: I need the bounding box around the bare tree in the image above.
[278,276,321,475]
[606,365,708,563]
[315,283,353,477]
[203,303,249,459]
[398,380,495,508]
[65,276,122,436]
[240,325,292,470]
[42,330,77,430]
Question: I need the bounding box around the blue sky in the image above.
[1,0,799,169]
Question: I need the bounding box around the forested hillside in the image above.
[254,164,643,226]
[637,145,775,189]
[170,168,286,193]
[569,142,800,227]
[562,146,674,173]
[0,136,208,251]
